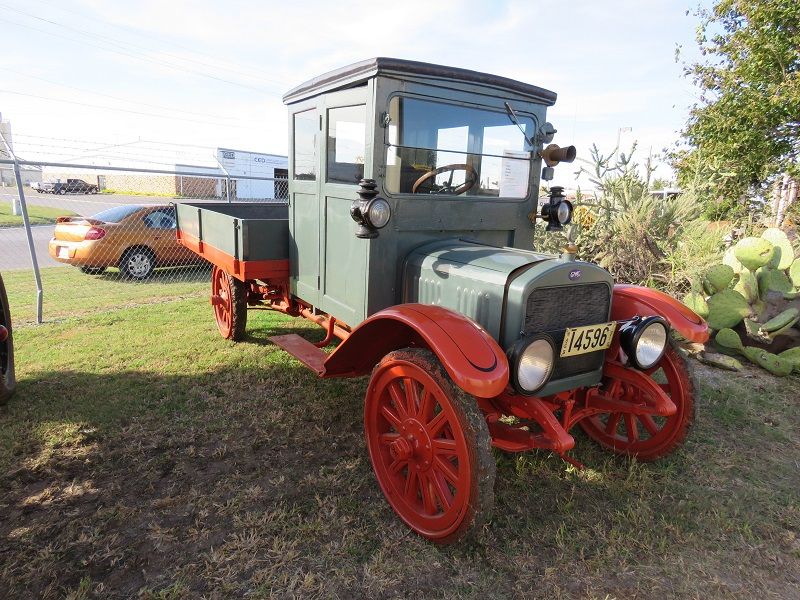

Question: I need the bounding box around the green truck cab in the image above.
[176,58,709,544]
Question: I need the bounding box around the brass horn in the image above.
[540,144,577,167]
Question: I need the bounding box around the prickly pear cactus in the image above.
[706,289,751,330]
[682,292,709,318]
[733,268,758,303]
[680,227,800,375]
[703,264,735,294]
[762,228,794,270]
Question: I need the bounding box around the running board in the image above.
[268,334,326,375]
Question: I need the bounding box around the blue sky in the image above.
[0,0,705,184]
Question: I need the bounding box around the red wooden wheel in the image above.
[579,341,697,461]
[210,266,247,340]
[364,348,494,544]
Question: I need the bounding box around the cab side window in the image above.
[327,105,366,184]
[293,109,318,181]
[143,209,176,229]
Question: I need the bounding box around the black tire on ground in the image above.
[0,274,16,405]
[119,247,156,280]
[79,266,107,275]
[58,188,67,195]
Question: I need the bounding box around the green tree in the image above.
[675,0,800,218]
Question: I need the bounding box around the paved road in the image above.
[0,225,62,271]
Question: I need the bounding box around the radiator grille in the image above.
[524,283,611,380]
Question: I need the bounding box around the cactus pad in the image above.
[762,228,795,270]
[703,264,735,293]
[706,289,751,330]
[779,347,800,371]
[758,268,793,296]
[734,237,775,271]
[682,292,709,318]
[715,328,744,351]
[733,268,758,303]
[759,308,800,333]
[790,258,800,288]
[742,347,795,376]
[722,246,743,274]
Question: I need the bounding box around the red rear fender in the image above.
[323,304,509,398]
[611,284,709,343]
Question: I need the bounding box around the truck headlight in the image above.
[619,316,669,370]
[509,336,555,394]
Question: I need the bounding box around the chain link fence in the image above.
[0,158,287,325]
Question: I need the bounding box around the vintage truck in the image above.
[175,58,709,544]
[0,272,15,404]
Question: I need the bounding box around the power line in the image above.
[0,68,259,125]
[21,0,290,86]
[0,89,262,128]
[0,11,276,93]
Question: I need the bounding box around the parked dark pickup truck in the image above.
[37,178,99,195]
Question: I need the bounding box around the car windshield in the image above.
[384,96,535,198]
[90,205,144,223]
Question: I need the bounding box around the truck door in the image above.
[318,87,370,325]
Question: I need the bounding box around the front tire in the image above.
[58,188,67,195]
[0,275,16,405]
[364,348,495,544]
[119,247,155,280]
[578,340,697,461]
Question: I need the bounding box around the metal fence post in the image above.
[12,162,44,323]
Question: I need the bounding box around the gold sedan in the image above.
[48,204,202,279]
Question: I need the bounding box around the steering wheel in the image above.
[411,163,478,195]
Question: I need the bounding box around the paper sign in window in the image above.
[499,151,530,198]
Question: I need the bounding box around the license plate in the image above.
[57,246,69,259]
[560,322,616,358]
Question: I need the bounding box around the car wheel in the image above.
[79,266,107,275]
[0,275,16,405]
[120,247,155,280]
[59,188,67,195]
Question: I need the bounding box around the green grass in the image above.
[2,266,210,325]
[1,277,798,598]
[0,203,77,227]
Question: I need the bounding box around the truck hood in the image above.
[403,238,614,348]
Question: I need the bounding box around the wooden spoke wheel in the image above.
[210,266,247,341]
[579,341,697,461]
[364,348,495,544]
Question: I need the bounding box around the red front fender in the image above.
[323,304,509,398]
[611,284,709,343]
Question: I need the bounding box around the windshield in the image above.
[91,205,144,223]
[385,96,535,198]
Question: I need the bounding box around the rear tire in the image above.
[120,247,155,280]
[0,275,16,405]
[211,266,247,340]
